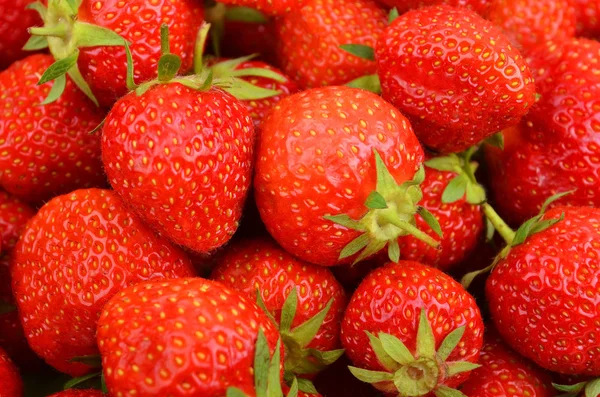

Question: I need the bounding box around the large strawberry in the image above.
[375,5,536,153]
[0,0,43,70]
[0,347,22,397]
[254,86,442,267]
[574,0,600,37]
[341,261,484,395]
[211,237,347,382]
[275,0,387,89]
[28,0,204,107]
[11,188,195,376]
[97,277,282,396]
[374,0,492,16]
[0,54,106,204]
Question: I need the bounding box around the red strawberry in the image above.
[254,86,442,267]
[0,0,43,70]
[97,278,281,396]
[0,347,22,397]
[0,190,35,253]
[485,39,600,226]
[487,206,600,375]
[374,0,492,16]
[211,237,347,377]
[574,0,600,37]
[487,0,577,54]
[221,18,278,66]
[0,54,106,204]
[460,328,555,396]
[11,188,195,376]
[341,261,484,394]
[376,5,536,153]
[275,0,387,89]
[48,391,106,397]
[215,0,300,16]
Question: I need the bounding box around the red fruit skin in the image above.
[102,84,255,254]
[221,20,278,66]
[375,0,492,16]
[0,190,35,253]
[487,206,600,375]
[210,237,347,355]
[48,391,106,397]
[11,188,195,376]
[574,0,600,37]
[77,0,204,107]
[487,0,576,54]
[0,347,22,397]
[0,54,106,204]
[97,278,281,397]
[341,261,484,393]
[0,0,42,70]
[485,39,600,226]
[376,5,536,154]
[254,86,424,266]
[217,0,300,16]
[275,0,387,89]
[460,328,555,397]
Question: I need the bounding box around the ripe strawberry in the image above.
[211,237,347,377]
[11,188,195,376]
[374,0,492,16]
[275,0,387,89]
[215,0,300,16]
[341,261,484,394]
[0,0,43,70]
[485,39,600,226]
[487,206,600,375]
[48,391,106,397]
[0,54,106,204]
[376,5,536,154]
[487,0,577,54]
[0,347,22,397]
[574,0,600,37]
[460,328,555,396]
[254,86,443,267]
[97,278,281,396]
[0,190,35,253]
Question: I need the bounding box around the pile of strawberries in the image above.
[1,0,600,396]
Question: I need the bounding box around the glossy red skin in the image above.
[0,190,35,253]
[485,39,600,226]
[211,237,347,355]
[487,206,600,375]
[376,5,536,154]
[102,84,254,254]
[0,347,22,397]
[222,20,278,66]
[461,328,555,396]
[48,391,106,397]
[97,278,282,397]
[275,0,387,89]
[11,188,195,376]
[0,54,106,204]
[217,0,301,16]
[77,0,204,107]
[0,0,42,70]
[398,164,483,271]
[574,0,600,37]
[375,0,492,16]
[254,86,424,266]
[341,261,484,393]
[487,0,576,54]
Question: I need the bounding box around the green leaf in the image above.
[417,207,443,238]
[224,78,281,100]
[353,239,386,264]
[364,191,388,209]
[63,372,101,390]
[38,51,79,85]
[296,378,317,394]
[446,361,480,377]
[26,1,47,19]
[158,54,182,81]
[68,354,102,367]
[266,340,283,397]
[460,262,495,289]
[231,67,287,83]
[553,382,587,393]
[424,155,460,172]
[348,367,393,384]
[323,214,366,232]
[160,23,170,54]
[73,22,126,48]
[280,287,298,333]
[434,385,468,397]
[289,299,333,348]
[286,377,299,397]
[405,165,426,186]
[389,8,400,23]
[378,333,414,366]
[211,54,257,77]
[441,174,468,203]
[437,327,465,361]
[586,379,600,397]
[256,291,277,325]
[346,74,381,94]
[0,301,16,315]
[339,44,375,61]
[307,348,345,366]
[40,74,67,106]
[67,65,99,106]
[225,6,269,23]
[539,190,574,214]
[254,329,270,397]
[23,36,48,51]
[124,41,137,90]
[366,332,398,372]
[529,213,564,236]
[387,240,400,263]
[338,233,370,260]
[484,133,504,150]
[373,149,398,193]
[511,216,540,246]
[465,182,486,205]
[227,387,249,397]
[416,309,436,359]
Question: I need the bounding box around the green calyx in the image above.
[26,0,128,105]
[349,309,478,397]
[324,149,442,265]
[554,379,600,397]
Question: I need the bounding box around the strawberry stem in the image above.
[29,25,68,38]
[482,202,515,244]
[379,211,440,249]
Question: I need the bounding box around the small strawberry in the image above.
[0,54,106,204]
[574,0,600,37]
[0,0,43,70]
[341,261,484,395]
[97,278,282,396]
[210,237,347,382]
[275,0,387,89]
[48,391,106,397]
[0,347,22,397]
[460,328,555,396]
[374,0,492,16]
[375,5,536,153]
[11,188,195,376]
[254,86,442,267]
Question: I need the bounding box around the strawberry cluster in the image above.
[0,0,599,397]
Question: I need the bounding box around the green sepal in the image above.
[442,174,468,204]
[436,326,465,361]
[267,340,284,397]
[389,8,400,23]
[89,118,106,135]
[353,240,387,264]
[254,329,270,397]
[378,333,414,366]
[194,22,212,74]
[424,155,461,172]
[434,385,468,397]
[484,132,504,150]
[416,308,436,359]
[338,234,370,259]
[288,299,333,348]
[366,331,399,372]
[256,291,277,325]
[64,372,101,390]
[0,301,16,315]
[67,67,99,106]
[346,74,381,94]
[101,374,107,393]
[225,6,269,23]
[286,377,299,397]
[65,0,80,13]
[388,239,400,263]
[586,379,600,397]
[296,378,318,394]
[418,206,443,238]
[72,22,126,48]
[124,40,138,90]
[539,190,574,214]
[23,36,49,51]
[223,77,281,100]
[280,287,298,333]
[306,348,345,366]
[68,354,102,367]
[227,387,248,397]
[38,50,79,85]
[40,74,66,105]
[348,367,394,384]
[26,1,47,19]
[485,217,495,242]
[553,382,587,393]
[158,54,182,82]
[323,215,366,232]
[339,44,375,61]
[231,67,286,82]
[446,361,480,377]
[365,191,387,209]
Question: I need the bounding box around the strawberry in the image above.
[97,277,282,396]
[0,190,35,253]
[11,188,195,376]
[460,328,555,396]
[29,0,204,107]
[0,54,106,204]
[221,17,278,66]
[254,86,443,267]
[48,391,106,397]
[485,39,600,226]
[210,237,347,380]
[0,0,43,70]
[574,0,600,37]
[0,347,22,397]
[374,0,492,16]
[341,261,484,395]
[275,0,387,89]
[375,5,536,154]
[214,0,300,17]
